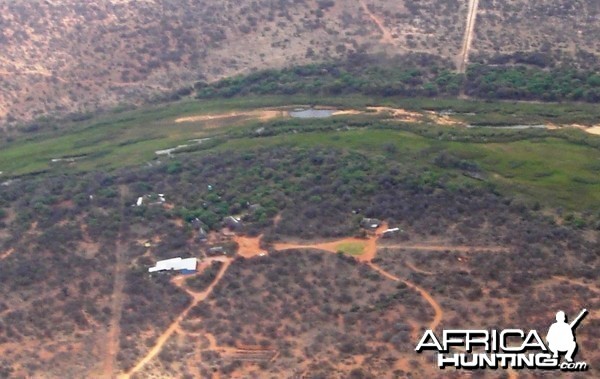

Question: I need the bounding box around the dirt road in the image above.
[379,243,507,253]
[368,263,443,331]
[102,189,128,378]
[121,259,232,378]
[174,110,286,124]
[102,242,126,378]
[359,0,397,46]
[458,0,480,73]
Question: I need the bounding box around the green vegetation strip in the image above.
[335,242,366,256]
[1,95,599,211]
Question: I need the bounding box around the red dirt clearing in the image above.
[233,234,267,258]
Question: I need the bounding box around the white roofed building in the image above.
[149,257,197,273]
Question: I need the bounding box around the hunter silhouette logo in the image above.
[547,309,587,363]
[416,309,589,371]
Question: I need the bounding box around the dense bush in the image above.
[196,56,600,103]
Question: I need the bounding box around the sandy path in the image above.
[584,125,600,135]
[205,333,218,350]
[102,241,126,378]
[174,110,285,124]
[273,213,282,227]
[0,248,14,260]
[367,106,422,122]
[359,0,397,46]
[458,0,480,73]
[368,263,443,331]
[121,259,231,378]
[379,243,507,252]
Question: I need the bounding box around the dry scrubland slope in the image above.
[472,0,600,65]
[1,0,599,126]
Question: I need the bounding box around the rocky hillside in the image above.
[0,0,598,128]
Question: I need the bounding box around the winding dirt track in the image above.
[121,221,508,375]
[273,223,446,332]
[359,0,397,46]
[368,263,443,331]
[121,259,232,378]
[458,0,480,73]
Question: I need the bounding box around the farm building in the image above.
[382,228,401,238]
[148,257,197,274]
[360,218,381,229]
[224,216,243,230]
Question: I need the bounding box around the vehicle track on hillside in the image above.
[458,0,479,74]
[359,0,397,46]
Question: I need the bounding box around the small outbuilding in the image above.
[224,216,243,230]
[360,218,381,229]
[149,257,197,274]
[382,227,401,238]
[207,246,226,256]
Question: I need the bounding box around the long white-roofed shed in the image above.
[148,257,197,273]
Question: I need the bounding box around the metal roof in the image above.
[148,257,197,273]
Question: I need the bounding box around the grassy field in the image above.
[335,242,366,256]
[1,95,599,211]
